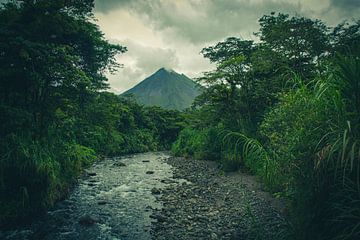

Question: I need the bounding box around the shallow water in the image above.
[1,152,182,240]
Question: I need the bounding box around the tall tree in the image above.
[256,12,330,79]
[0,0,125,138]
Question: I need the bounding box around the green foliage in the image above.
[222,132,280,190]
[172,126,222,161]
[0,1,186,226]
[175,12,360,240]
[0,135,97,226]
[256,12,329,79]
[172,127,207,159]
[259,68,360,239]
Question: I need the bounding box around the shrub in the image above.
[260,65,360,239]
[0,134,97,226]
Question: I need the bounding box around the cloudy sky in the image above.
[94,0,360,93]
[84,1,360,92]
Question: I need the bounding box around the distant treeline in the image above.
[172,13,360,240]
[0,1,185,226]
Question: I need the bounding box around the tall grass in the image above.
[221,131,280,191]
[172,54,360,239]
[238,55,360,239]
[172,127,222,161]
[0,134,97,226]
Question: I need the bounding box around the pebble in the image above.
[151,188,161,195]
[151,156,290,240]
[97,201,108,205]
[78,215,98,226]
[113,162,126,167]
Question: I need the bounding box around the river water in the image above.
[1,152,183,240]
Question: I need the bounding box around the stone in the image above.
[79,215,98,226]
[151,214,167,222]
[210,232,218,239]
[151,188,161,195]
[161,179,176,184]
[113,162,126,167]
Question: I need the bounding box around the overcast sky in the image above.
[3,0,358,93]
[94,0,360,93]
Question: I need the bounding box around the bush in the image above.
[172,126,243,170]
[172,127,205,158]
[174,59,360,239]
[0,134,97,226]
[260,69,360,239]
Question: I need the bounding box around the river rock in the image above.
[151,188,161,195]
[78,215,98,226]
[151,214,167,222]
[151,156,290,240]
[210,232,218,239]
[113,162,126,167]
[160,179,176,184]
[97,200,108,205]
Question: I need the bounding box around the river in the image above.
[1,152,185,240]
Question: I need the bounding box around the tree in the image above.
[331,20,360,55]
[256,13,330,79]
[0,0,127,225]
[0,0,125,138]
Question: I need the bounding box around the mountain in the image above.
[122,68,202,110]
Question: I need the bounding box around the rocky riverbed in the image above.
[0,152,179,240]
[1,153,291,240]
[151,157,292,240]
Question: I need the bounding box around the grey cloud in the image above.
[107,67,143,93]
[95,0,349,45]
[330,0,360,9]
[106,39,179,93]
[95,0,359,93]
[94,0,132,13]
[327,0,360,23]
[122,39,179,73]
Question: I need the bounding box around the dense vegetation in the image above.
[1,1,359,239]
[172,13,360,240]
[0,1,185,226]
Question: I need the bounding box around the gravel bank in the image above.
[151,157,291,240]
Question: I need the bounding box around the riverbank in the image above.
[151,157,292,240]
[0,152,176,240]
[1,153,292,240]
